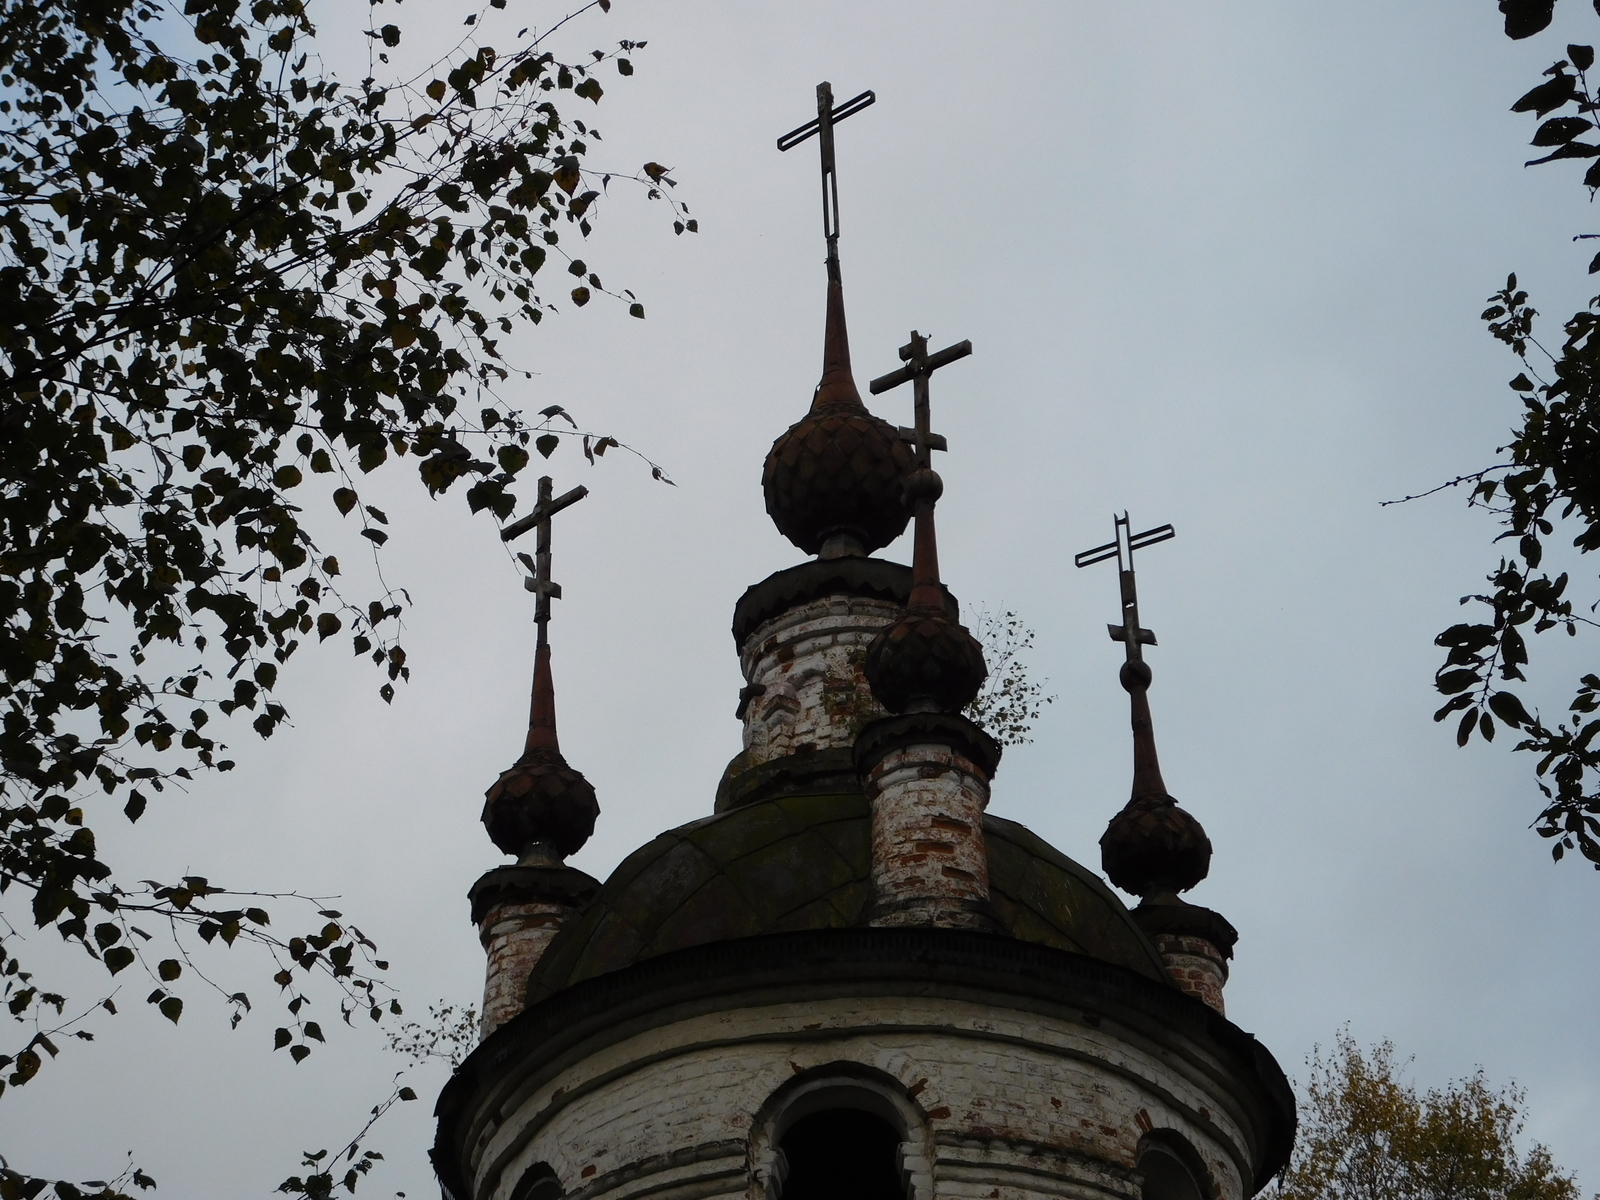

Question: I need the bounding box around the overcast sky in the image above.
[12,3,1600,1197]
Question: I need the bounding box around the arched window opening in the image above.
[1138,1137,1207,1200]
[509,1161,563,1200]
[777,1107,907,1200]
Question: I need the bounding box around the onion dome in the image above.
[763,277,914,557]
[481,642,599,860]
[1100,793,1212,898]
[864,469,987,713]
[1097,659,1211,897]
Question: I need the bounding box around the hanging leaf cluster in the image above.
[0,0,688,1192]
[1415,12,1600,869]
[964,608,1055,747]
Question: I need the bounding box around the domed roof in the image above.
[525,791,1170,1004]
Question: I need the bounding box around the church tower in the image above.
[433,83,1294,1200]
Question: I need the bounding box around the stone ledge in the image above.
[470,865,603,927]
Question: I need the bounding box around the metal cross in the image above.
[869,330,972,468]
[500,475,588,644]
[1074,513,1175,663]
[777,82,876,282]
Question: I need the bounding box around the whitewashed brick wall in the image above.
[739,595,902,764]
[470,995,1249,1200]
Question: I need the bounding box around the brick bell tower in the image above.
[435,82,1294,1200]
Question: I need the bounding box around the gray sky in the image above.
[12,2,1600,1196]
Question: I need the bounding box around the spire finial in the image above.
[763,85,915,557]
[1076,515,1212,898]
[482,477,598,862]
[869,330,973,608]
[777,82,876,283]
[863,330,986,715]
[778,82,878,412]
[1074,513,1176,800]
[504,475,588,752]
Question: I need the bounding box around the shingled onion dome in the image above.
[481,640,599,862]
[763,275,915,557]
[1098,660,1212,898]
[864,468,987,713]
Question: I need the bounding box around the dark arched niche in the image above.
[1137,1132,1211,1200]
[755,1065,925,1200]
[778,1107,904,1200]
[509,1161,562,1200]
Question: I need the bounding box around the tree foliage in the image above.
[1278,1031,1579,1200]
[965,607,1055,746]
[0,0,686,1192]
[1419,1,1600,868]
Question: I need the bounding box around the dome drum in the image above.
[730,559,958,784]
[433,930,1296,1200]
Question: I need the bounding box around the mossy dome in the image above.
[525,791,1168,1005]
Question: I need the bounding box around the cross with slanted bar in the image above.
[1074,513,1175,664]
[869,331,972,468]
[501,475,588,643]
[777,82,876,282]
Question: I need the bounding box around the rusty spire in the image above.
[902,335,948,613]
[775,81,879,413]
[483,475,599,862]
[1074,513,1177,801]
[863,331,987,716]
[504,474,588,755]
[1076,515,1213,898]
[906,477,944,611]
[813,271,863,410]
[524,639,558,753]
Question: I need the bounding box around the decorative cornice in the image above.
[468,864,602,927]
[732,557,957,649]
[714,746,861,813]
[1130,896,1238,958]
[853,711,1001,779]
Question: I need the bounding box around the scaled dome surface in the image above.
[762,407,914,556]
[525,790,1169,1004]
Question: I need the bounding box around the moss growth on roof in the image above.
[526,793,1169,1004]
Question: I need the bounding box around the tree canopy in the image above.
[0,1,685,1195]
[1420,0,1600,868]
[1277,1032,1579,1200]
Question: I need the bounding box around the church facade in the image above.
[431,84,1294,1200]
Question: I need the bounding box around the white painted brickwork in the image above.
[739,595,902,764]
[469,995,1248,1200]
[865,744,992,928]
[478,900,571,1039]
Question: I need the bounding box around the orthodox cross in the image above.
[500,475,588,645]
[777,82,876,281]
[869,330,972,467]
[1074,513,1175,664]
